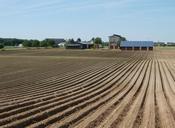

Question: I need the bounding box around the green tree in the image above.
[121,37,126,41]
[0,38,25,46]
[76,38,81,43]
[0,44,4,49]
[91,37,95,42]
[22,40,31,47]
[67,39,75,44]
[32,40,40,47]
[94,37,102,49]
[40,40,48,48]
[46,39,55,47]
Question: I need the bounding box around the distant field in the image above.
[0,49,175,128]
[155,46,175,50]
[0,48,121,58]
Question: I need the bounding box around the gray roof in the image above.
[109,34,122,38]
[121,41,154,47]
[80,41,93,44]
[66,43,82,46]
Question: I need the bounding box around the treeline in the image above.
[0,38,23,46]
[22,39,55,48]
[0,37,108,49]
[0,38,55,48]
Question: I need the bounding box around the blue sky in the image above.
[0,0,175,42]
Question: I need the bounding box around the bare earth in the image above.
[0,48,175,128]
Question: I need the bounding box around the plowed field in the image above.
[0,49,175,128]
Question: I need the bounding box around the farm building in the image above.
[154,42,166,47]
[167,42,175,46]
[109,34,126,49]
[65,41,93,49]
[80,41,94,49]
[58,42,66,48]
[65,43,82,49]
[120,41,154,51]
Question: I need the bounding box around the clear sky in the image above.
[0,0,175,42]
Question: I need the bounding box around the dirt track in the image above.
[0,49,175,128]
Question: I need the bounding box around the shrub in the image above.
[0,44,4,49]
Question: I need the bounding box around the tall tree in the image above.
[46,39,55,47]
[94,37,102,49]
[76,38,81,43]
[0,43,4,49]
[91,37,95,44]
[32,40,40,47]
[40,40,48,47]
[67,39,75,44]
[121,37,126,41]
[22,40,31,47]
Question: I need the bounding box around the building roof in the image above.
[66,42,82,46]
[80,41,93,44]
[121,41,154,47]
[109,34,122,38]
[154,42,165,44]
